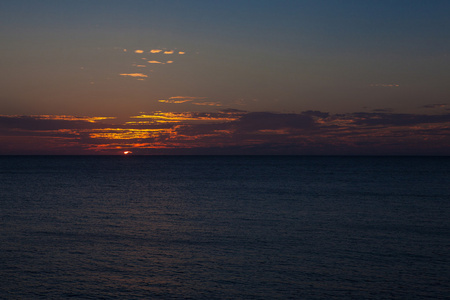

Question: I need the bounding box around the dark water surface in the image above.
[1,156,449,299]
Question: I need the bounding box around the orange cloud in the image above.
[169,96,206,100]
[150,49,162,53]
[13,115,116,122]
[130,111,241,124]
[147,60,162,64]
[88,128,169,140]
[164,50,174,54]
[159,99,191,104]
[119,73,148,78]
[134,50,144,54]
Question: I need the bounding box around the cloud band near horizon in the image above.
[1,110,449,155]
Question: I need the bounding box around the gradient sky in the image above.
[1,0,449,155]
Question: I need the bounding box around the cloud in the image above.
[301,110,330,118]
[192,102,222,106]
[132,64,147,68]
[147,60,162,64]
[0,115,114,131]
[159,99,192,104]
[157,96,222,106]
[158,96,207,104]
[169,96,207,100]
[231,112,316,133]
[134,50,144,54]
[220,108,247,113]
[421,103,448,109]
[370,84,400,87]
[130,111,241,124]
[1,111,449,155]
[119,73,148,78]
[166,61,174,64]
[148,49,183,54]
[0,115,114,123]
[349,112,450,126]
[372,108,393,112]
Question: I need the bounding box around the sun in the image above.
[123,151,132,155]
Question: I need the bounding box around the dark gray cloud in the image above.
[232,112,316,132]
[301,110,330,118]
[421,103,448,109]
[350,113,450,126]
[372,108,392,112]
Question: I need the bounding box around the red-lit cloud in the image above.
[1,110,449,155]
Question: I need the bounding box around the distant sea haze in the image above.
[1,156,449,299]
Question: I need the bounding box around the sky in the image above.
[1,0,449,155]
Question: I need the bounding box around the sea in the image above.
[0,156,449,299]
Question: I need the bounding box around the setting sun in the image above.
[123,151,132,155]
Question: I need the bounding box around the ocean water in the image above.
[0,156,449,299]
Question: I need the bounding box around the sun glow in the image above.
[123,151,132,155]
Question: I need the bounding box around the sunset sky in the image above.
[1,0,449,155]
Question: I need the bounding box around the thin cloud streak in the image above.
[370,84,400,87]
[119,73,148,78]
[421,103,448,109]
[158,96,220,106]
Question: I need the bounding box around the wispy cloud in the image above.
[129,111,242,124]
[192,102,222,107]
[372,108,393,112]
[0,115,115,123]
[158,99,221,106]
[134,50,144,53]
[370,84,400,87]
[157,96,220,106]
[178,51,185,55]
[150,49,162,53]
[147,60,162,64]
[421,103,448,109]
[169,96,207,100]
[163,50,174,54]
[119,73,148,78]
[159,99,192,104]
